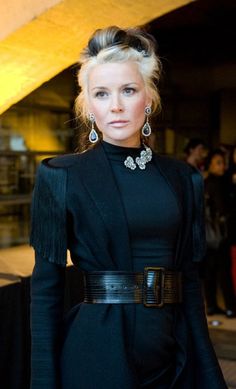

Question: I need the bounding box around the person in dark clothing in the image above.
[30,26,227,389]
[203,149,236,317]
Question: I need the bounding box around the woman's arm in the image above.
[31,254,65,389]
[181,170,227,388]
[30,159,68,388]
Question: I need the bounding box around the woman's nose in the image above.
[110,95,124,112]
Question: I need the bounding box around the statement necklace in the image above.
[124,143,152,170]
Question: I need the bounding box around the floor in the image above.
[207,313,236,388]
[219,359,236,388]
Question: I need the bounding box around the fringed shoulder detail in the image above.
[191,168,207,262]
[29,158,68,267]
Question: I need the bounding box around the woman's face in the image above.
[87,61,151,147]
[209,154,225,176]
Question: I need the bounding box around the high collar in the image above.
[101,139,146,162]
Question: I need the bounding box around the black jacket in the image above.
[30,141,226,388]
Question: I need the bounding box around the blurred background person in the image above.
[203,149,236,318]
[183,137,207,172]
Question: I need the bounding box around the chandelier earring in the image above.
[88,113,99,143]
[141,106,152,137]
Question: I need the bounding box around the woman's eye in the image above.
[123,87,136,95]
[95,91,108,98]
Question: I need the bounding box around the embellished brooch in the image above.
[124,144,152,170]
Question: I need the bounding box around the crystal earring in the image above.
[141,106,152,137]
[88,113,99,143]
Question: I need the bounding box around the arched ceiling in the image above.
[0,0,61,40]
[0,0,195,114]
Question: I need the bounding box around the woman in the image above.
[203,149,236,317]
[30,26,227,389]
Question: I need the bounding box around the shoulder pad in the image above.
[30,158,68,266]
[42,153,80,169]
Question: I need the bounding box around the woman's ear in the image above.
[145,92,153,109]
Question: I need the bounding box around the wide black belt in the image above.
[83,267,182,307]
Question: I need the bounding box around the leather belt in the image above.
[83,267,182,307]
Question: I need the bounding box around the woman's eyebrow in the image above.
[92,82,139,91]
[122,82,139,87]
[91,86,107,90]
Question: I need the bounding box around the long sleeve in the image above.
[30,158,68,388]
[181,170,227,388]
[30,254,65,389]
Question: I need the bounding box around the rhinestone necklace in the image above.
[124,143,152,170]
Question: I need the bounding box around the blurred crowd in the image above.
[184,139,236,318]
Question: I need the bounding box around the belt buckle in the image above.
[143,266,165,307]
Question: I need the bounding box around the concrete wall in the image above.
[0,0,61,40]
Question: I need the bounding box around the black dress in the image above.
[30,140,227,389]
[100,140,182,387]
